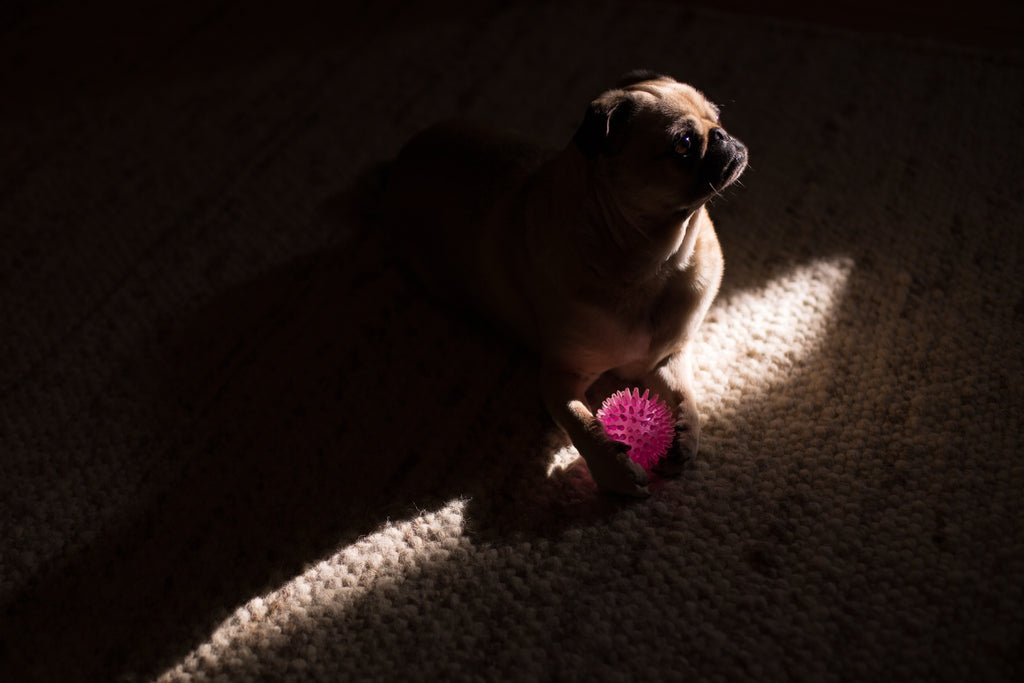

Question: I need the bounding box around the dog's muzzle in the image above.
[702,127,748,191]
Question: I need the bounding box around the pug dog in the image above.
[383,71,747,496]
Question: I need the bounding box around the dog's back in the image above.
[384,121,547,307]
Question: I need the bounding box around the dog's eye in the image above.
[674,135,692,156]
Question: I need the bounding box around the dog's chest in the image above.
[557,317,654,379]
[561,286,695,379]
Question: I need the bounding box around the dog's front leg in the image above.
[541,365,650,497]
[643,346,702,475]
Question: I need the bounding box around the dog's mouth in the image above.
[721,149,748,186]
[702,144,748,195]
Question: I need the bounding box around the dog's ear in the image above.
[573,90,635,159]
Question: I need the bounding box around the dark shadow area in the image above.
[3,0,1019,124]
[0,1,490,121]
[0,200,636,681]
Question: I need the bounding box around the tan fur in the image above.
[385,73,747,496]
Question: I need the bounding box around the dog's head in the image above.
[573,71,748,220]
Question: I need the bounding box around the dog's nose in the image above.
[709,127,727,144]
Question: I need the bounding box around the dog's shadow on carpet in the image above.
[1,217,628,681]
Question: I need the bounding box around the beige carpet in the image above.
[1,1,1022,681]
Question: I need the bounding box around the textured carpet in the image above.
[2,1,1023,681]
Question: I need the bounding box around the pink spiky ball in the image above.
[596,388,675,470]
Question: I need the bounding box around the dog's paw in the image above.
[656,417,700,477]
[583,439,650,497]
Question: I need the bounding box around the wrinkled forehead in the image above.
[626,80,721,123]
